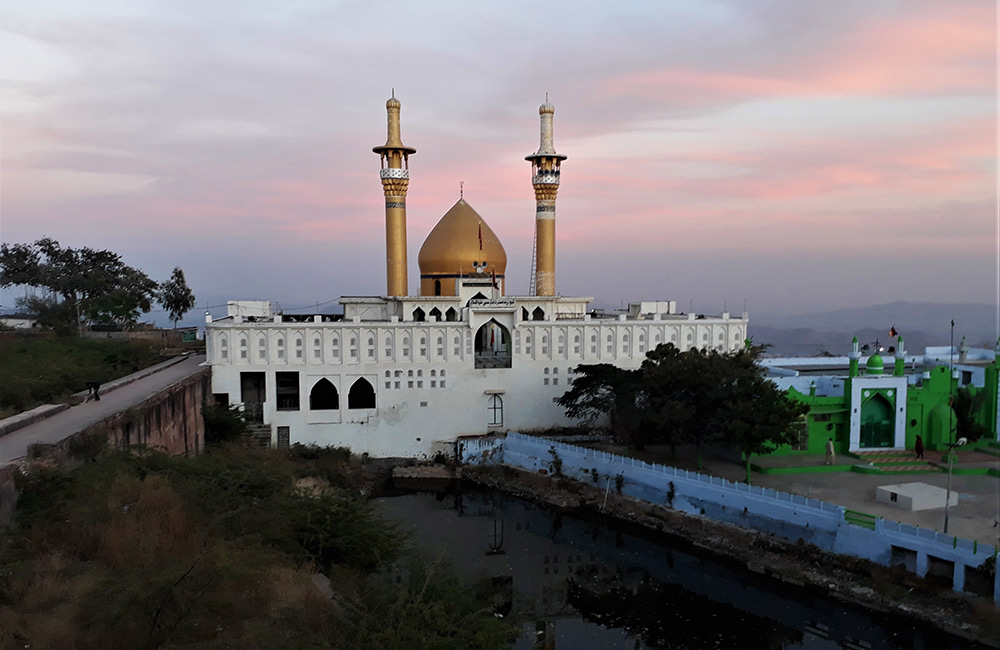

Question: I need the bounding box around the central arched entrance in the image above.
[860,393,893,448]
[475,319,511,369]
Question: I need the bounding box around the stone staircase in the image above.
[244,423,272,448]
[853,449,938,473]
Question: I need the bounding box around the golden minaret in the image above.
[373,93,416,297]
[525,98,566,296]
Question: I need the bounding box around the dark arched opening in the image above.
[309,378,339,410]
[445,307,458,322]
[429,307,442,321]
[475,319,512,369]
[348,378,376,409]
[413,308,425,322]
[532,307,545,321]
[434,279,442,296]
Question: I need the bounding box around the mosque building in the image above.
[205,96,749,457]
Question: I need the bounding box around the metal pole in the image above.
[944,443,953,534]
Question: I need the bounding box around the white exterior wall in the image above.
[207,302,748,458]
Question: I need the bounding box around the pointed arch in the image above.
[310,379,340,410]
[348,377,376,409]
[475,319,512,369]
[445,307,458,321]
[413,307,425,322]
[429,307,442,321]
[532,306,545,321]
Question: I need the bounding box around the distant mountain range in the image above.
[750,302,996,356]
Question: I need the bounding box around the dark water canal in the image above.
[375,489,990,650]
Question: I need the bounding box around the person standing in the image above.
[914,434,924,459]
[825,438,835,465]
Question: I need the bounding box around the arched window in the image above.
[331,334,340,360]
[294,336,304,359]
[413,308,425,322]
[532,307,544,321]
[429,307,442,321]
[445,307,457,322]
[348,378,376,409]
[310,379,339,410]
[521,307,529,321]
[259,337,268,360]
[453,334,461,356]
[219,335,229,360]
[487,394,503,426]
[434,279,442,296]
[312,337,321,359]
[239,337,248,360]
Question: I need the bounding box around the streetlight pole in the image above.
[943,437,967,535]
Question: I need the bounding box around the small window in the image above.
[488,394,503,426]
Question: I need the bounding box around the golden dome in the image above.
[418,199,507,294]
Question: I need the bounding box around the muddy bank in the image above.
[457,464,1000,648]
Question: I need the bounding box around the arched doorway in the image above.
[348,378,376,409]
[860,393,893,448]
[475,319,511,369]
[309,379,339,410]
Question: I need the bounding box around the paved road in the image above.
[0,354,208,464]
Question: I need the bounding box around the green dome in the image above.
[866,354,884,375]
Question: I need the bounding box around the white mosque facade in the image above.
[205,98,748,457]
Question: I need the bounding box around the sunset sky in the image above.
[1,1,996,325]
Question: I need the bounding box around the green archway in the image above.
[860,393,893,448]
[925,402,955,449]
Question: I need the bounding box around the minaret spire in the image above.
[373,94,416,297]
[526,98,567,296]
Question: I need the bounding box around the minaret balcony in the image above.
[532,173,560,185]
[380,168,410,179]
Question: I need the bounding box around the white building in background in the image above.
[205,98,748,458]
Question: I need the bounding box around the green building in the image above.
[772,337,999,457]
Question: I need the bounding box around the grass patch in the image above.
[0,334,165,415]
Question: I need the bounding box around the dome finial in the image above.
[460,181,464,199]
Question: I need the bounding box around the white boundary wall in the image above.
[500,432,1000,603]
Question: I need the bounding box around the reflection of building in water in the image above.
[205,96,748,458]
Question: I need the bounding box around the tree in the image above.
[0,238,158,331]
[160,267,196,328]
[559,343,807,475]
[557,364,645,448]
[952,386,988,442]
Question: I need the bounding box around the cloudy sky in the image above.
[1,0,995,325]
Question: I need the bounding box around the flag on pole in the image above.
[888,325,898,338]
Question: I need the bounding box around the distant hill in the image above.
[750,302,996,356]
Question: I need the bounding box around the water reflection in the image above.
[376,490,985,650]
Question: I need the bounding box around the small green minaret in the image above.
[849,336,860,378]
[893,336,906,377]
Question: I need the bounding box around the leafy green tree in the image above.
[0,238,158,331]
[952,386,988,442]
[159,266,196,328]
[557,363,645,448]
[560,343,806,474]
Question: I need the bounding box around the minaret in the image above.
[893,336,906,377]
[373,93,416,297]
[849,336,860,378]
[526,98,567,296]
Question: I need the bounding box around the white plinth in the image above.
[875,482,958,511]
